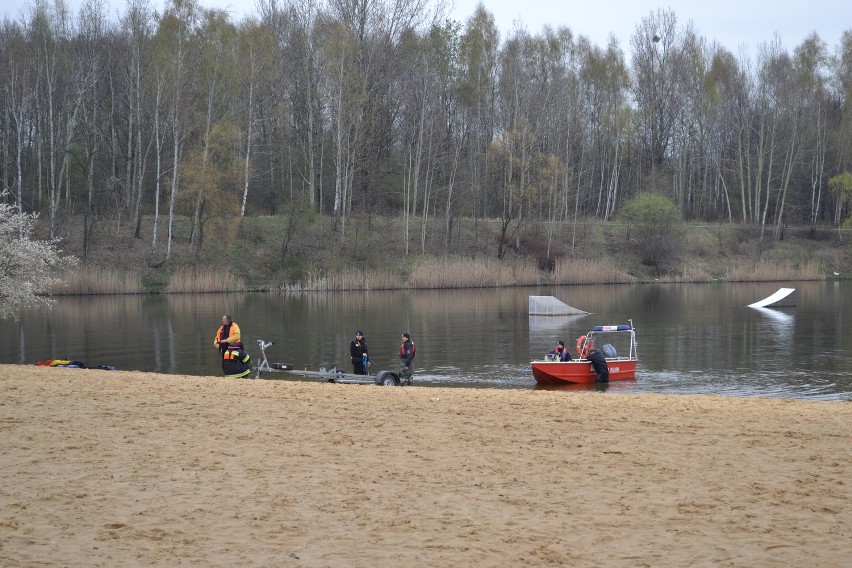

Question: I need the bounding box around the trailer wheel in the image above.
[375,371,399,386]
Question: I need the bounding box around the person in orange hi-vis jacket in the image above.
[214,314,241,356]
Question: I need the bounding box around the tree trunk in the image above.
[241,65,254,218]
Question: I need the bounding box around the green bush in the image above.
[619,193,685,269]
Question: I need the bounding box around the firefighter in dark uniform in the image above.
[585,343,609,383]
[350,330,369,375]
[399,332,416,385]
[222,342,251,378]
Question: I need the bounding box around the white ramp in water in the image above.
[528,295,588,316]
[748,287,796,308]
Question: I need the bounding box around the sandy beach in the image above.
[1,364,850,567]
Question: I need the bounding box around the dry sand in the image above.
[1,364,850,567]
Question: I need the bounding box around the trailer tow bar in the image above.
[256,339,274,378]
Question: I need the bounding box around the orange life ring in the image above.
[576,336,588,358]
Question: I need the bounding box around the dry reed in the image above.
[408,256,542,288]
[283,268,401,291]
[50,267,144,295]
[725,259,824,282]
[166,267,247,293]
[549,259,634,285]
[655,263,715,283]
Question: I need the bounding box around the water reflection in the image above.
[751,306,794,325]
[1,281,849,400]
[533,381,620,393]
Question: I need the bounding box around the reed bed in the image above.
[50,267,144,295]
[549,258,634,285]
[725,259,824,282]
[165,267,247,293]
[283,268,401,291]
[656,264,715,283]
[408,256,542,288]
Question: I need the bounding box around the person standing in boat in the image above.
[350,330,369,375]
[585,343,609,383]
[399,332,416,384]
[214,314,241,356]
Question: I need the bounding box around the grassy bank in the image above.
[46,213,849,294]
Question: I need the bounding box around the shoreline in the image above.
[45,215,848,295]
[46,272,845,296]
[1,364,850,566]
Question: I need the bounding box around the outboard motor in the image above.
[602,343,618,358]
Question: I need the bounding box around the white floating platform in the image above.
[748,287,796,308]
[528,295,589,316]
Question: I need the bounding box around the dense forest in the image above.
[1,0,852,271]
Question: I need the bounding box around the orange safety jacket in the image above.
[214,322,241,348]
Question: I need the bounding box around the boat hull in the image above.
[531,359,637,385]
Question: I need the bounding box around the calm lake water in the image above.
[1,281,849,400]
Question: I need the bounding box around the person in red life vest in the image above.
[350,330,369,375]
[222,342,251,378]
[548,340,572,361]
[214,314,241,356]
[399,332,416,384]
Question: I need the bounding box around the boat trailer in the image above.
[254,339,410,386]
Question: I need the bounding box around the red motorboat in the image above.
[531,322,638,385]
